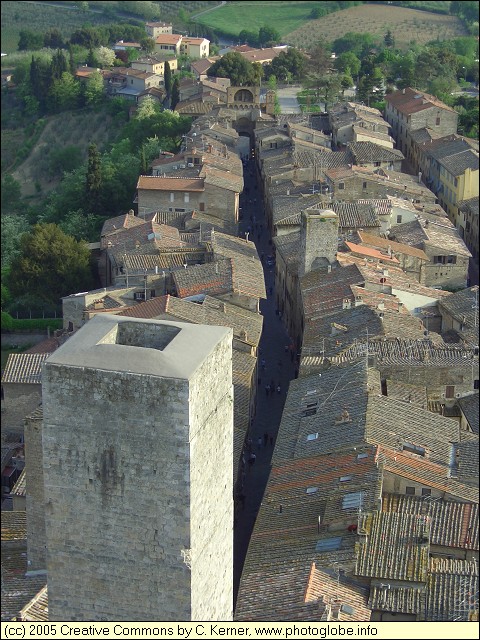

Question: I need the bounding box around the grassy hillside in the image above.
[285,4,468,50]
[193,1,318,39]
[6,107,117,200]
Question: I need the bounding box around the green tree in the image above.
[258,26,280,47]
[171,77,180,110]
[1,215,30,269]
[47,146,83,179]
[1,175,22,214]
[44,29,65,49]
[95,46,115,68]
[384,30,395,48]
[83,70,105,105]
[48,71,81,112]
[334,51,361,77]
[164,61,172,95]
[50,50,68,82]
[207,52,258,86]
[86,143,102,214]
[7,223,95,306]
[18,30,44,51]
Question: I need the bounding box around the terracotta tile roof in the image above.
[426,557,479,621]
[368,582,425,615]
[1,353,49,384]
[383,493,478,551]
[409,127,443,144]
[456,436,479,484]
[348,142,404,163]
[385,87,456,115]
[389,218,429,246]
[11,469,26,498]
[385,379,428,408]
[118,294,263,348]
[337,337,476,368]
[175,100,216,115]
[457,393,479,435]
[1,511,26,541]
[308,201,380,230]
[211,232,266,299]
[17,586,49,622]
[365,395,459,468]
[438,286,479,326]
[301,263,365,320]
[337,253,453,299]
[235,448,380,621]
[273,361,371,463]
[1,534,46,623]
[155,34,182,45]
[200,165,243,192]
[238,47,281,63]
[121,246,209,272]
[236,562,371,621]
[355,510,430,582]
[378,446,479,503]
[24,337,63,354]
[345,241,400,264]
[356,230,429,261]
[173,259,232,298]
[136,176,205,191]
[191,58,215,74]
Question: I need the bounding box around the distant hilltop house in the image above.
[145,21,173,38]
[153,33,210,59]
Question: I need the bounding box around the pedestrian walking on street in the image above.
[249,453,256,465]
[263,432,268,446]
[261,358,266,370]
[277,385,281,394]
[257,436,262,449]
[265,384,271,396]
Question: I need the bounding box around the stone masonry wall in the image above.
[42,365,192,621]
[189,331,234,621]
[25,413,47,571]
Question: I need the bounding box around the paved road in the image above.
[233,158,297,606]
[276,85,302,114]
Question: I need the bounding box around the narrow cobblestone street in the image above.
[233,157,297,606]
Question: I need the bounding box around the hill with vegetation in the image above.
[285,3,468,50]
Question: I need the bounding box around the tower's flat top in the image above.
[44,314,232,380]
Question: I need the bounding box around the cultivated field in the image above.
[9,108,115,199]
[284,4,468,50]
[193,1,318,38]
[0,1,113,53]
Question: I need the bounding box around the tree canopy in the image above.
[6,223,96,306]
[207,52,259,86]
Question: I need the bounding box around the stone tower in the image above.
[42,314,234,621]
[299,208,338,277]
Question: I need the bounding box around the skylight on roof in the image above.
[306,487,319,494]
[342,491,364,510]
[307,433,319,441]
[357,453,368,460]
[315,537,342,552]
[339,475,352,482]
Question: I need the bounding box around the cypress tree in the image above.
[86,143,102,214]
[164,61,172,96]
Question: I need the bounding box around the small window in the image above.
[474,380,479,390]
[396,215,402,224]
[436,116,441,126]
[303,408,317,416]
[421,488,431,497]
[405,486,416,495]
[362,181,367,189]
[199,202,205,211]
[338,182,345,190]
[184,193,190,203]
[170,192,175,202]
[445,385,455,399]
